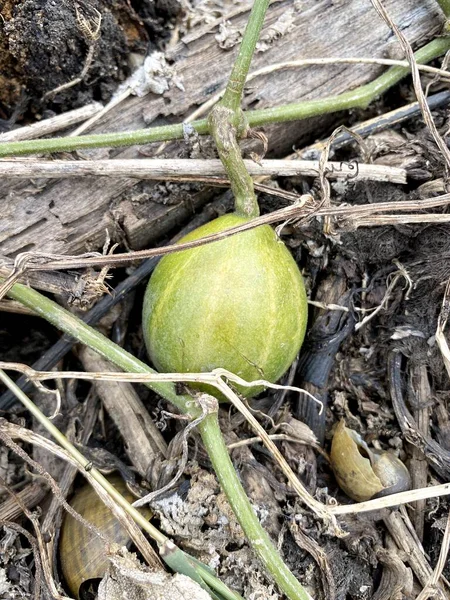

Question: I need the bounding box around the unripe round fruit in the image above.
[142,213,308,397]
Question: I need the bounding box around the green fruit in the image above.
[142,213,308,397]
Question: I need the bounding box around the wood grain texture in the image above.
[0,0,444,258]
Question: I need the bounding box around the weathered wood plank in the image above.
[0,0,444,258]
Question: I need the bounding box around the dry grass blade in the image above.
[328,483,450,515]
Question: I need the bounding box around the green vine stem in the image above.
[247,36,450,126]
[209,102,259,218]
[5,280,312,600]
[200,413,312,600]
[1,36,448,159]
[208,0,272,217]
[220,0,271,113]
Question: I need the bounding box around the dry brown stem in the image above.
[0,158,407,183]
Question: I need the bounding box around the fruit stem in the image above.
[208,0,271,217]
[6,280,312,600]
[209,104,259,217]
[0,37,449,159]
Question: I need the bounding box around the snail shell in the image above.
[330,420,411,502]
[59,476,151,599]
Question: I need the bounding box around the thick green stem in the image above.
[0,37,448,159]
[208,0,271,217]
[248,36,450,126]
[221,0,271,113]
[200,414,312,600]
[6,280,311,600]
[209,105,259,217]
